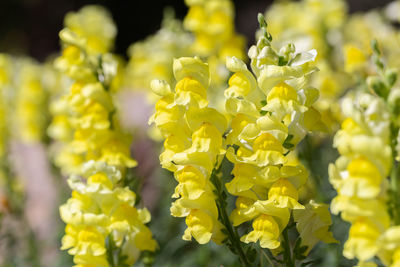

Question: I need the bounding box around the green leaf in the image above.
[283,142,295,149]
[283,134,295,150]
[371,39,381,56]
[367,76,389,99]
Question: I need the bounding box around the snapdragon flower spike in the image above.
[51,6,136,176]
[150,57,227,244]
[329,92,392,264]
[54,6,157,266]
[223,14,335,252]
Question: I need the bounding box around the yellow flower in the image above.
[227,133,287,167]
[174,77,208,108]
[268,179,304,209]
[183,209,214,244]
[173,122,224,174]
[240,214,281,249]
[344,218,382,261]
[344,44,367,73]
[230,197,258,226]
[174,165,209,200]
[62,225,109,267]
[293,200,337,254]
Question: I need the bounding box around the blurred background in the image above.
[0,0,394,61]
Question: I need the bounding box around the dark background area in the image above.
[0,0,393,61]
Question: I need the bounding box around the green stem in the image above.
[389,119,400,225]
[390,161,400,225]
[282,228,295,267]
[210,163,251,267]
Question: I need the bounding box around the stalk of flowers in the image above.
[329,92,392,265]
[52,5,157,266]
[149,56,227,245]
[223,14,336,263]
[183,0,246,111]
[14,59,48,144]
[265,0,348,131]
[51,5,134,175]
[329,43,400,266]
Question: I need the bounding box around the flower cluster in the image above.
[150,57,227,244]
[329,92,393,265]
[52,5,157,266]
[329,45,400,265]
[50,6,135,175]
[60,161,157,266]
[222,15,334,252]
[0,56,50,146]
